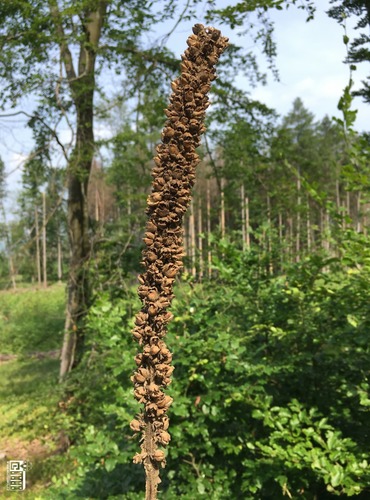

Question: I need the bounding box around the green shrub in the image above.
[49,236,370,498]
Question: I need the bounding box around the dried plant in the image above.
[130,24,228,500]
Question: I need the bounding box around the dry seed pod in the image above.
[152,450,166,462]
[134,372,146,384]
[158,430,171,445]
[147,290,159,301]
[130,419,142,432]
[148,304,158,316]
[150,345,161,356]
[133,453,144,464]
[131,23,228,499]
[132,330,142,342]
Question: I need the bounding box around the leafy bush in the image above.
[50,235,370,498]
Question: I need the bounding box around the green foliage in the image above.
[0,285,65,354]
[328,1,370,103]
[45,233,370,498]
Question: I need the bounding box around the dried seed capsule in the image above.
[147,382,160,393]
[152,450,165,462]
[150,345,160,356]
[158,430,171,445]
[134,386,146,397]
[134,353,143,366]
[146,251,157,262]
[133,453,144,464]
[130,419,141,432]
[163,265,177,278]
[134,372,146,384]
[135,312,148,326]
[192,23,203,35]
[162,416,170,430]
[148,304,158,316]
[146,221,157,232]
[132,330,142,341]
[147,290,159,301]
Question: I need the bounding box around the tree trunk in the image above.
[58,1,107,380]
[207,180,211,277]
[245,196,250,250]
[57,234,63,283]
[189,198,196,277]
[42,191,48,288]
[241,185,246,250]
[0,200,16,289]
[220,178,225,239]
[198,199,203,279]
[296,169,301,262]
[306,198,311,251]
[35,205,42,286]
[356,192,362,233]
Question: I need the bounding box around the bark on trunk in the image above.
[198,200,203,279]
[57,234,62,283]
[206,180,211,277]
[57,1,107,380]
[220,178,225,239]
[35,205,42,286]
[59,106,94,379]
[42,191,48,288]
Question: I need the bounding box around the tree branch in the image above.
[0,110,68,161]
[48,0,77,82]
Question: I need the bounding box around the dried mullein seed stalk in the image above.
[130,24,228,500]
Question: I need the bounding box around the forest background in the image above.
[0,0,370,498]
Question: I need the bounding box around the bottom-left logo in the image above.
[6,460,33,491]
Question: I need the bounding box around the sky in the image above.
[1,0,369,208]
[249,1,370,131]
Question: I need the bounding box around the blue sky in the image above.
[249,0,370,131]
[1,0,369,206]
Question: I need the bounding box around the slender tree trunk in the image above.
[57,1,107,380]
[356,192,362,233]
[346,190,351,228]
[42,191,48,288]
[288,216,293,262]
[207,180,212,277]
[245,196,250,250]
[183,215,188,274]
[296,169,301,262]
[9,254,16,290]
[220,178,225,239]
[266,195,273,273]
[57,234,63,283]
[306,198,311,252]
[0,200,16,289]
[198,199,203,279]
[127,185,132,232]
[95,185,100,222]
[278,211,283,268]
[35,205,42,286]
[189,198,196,277]
[335,179,341,209]
[241,185,246,250]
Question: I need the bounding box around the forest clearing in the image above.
[1,0,370,498]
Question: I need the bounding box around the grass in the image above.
[0,358,69,498]
[0,283,66,355]
[0,286,72,498]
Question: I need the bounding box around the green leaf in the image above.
[104,457,117,473]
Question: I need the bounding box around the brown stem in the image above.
[130,24,228,498]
